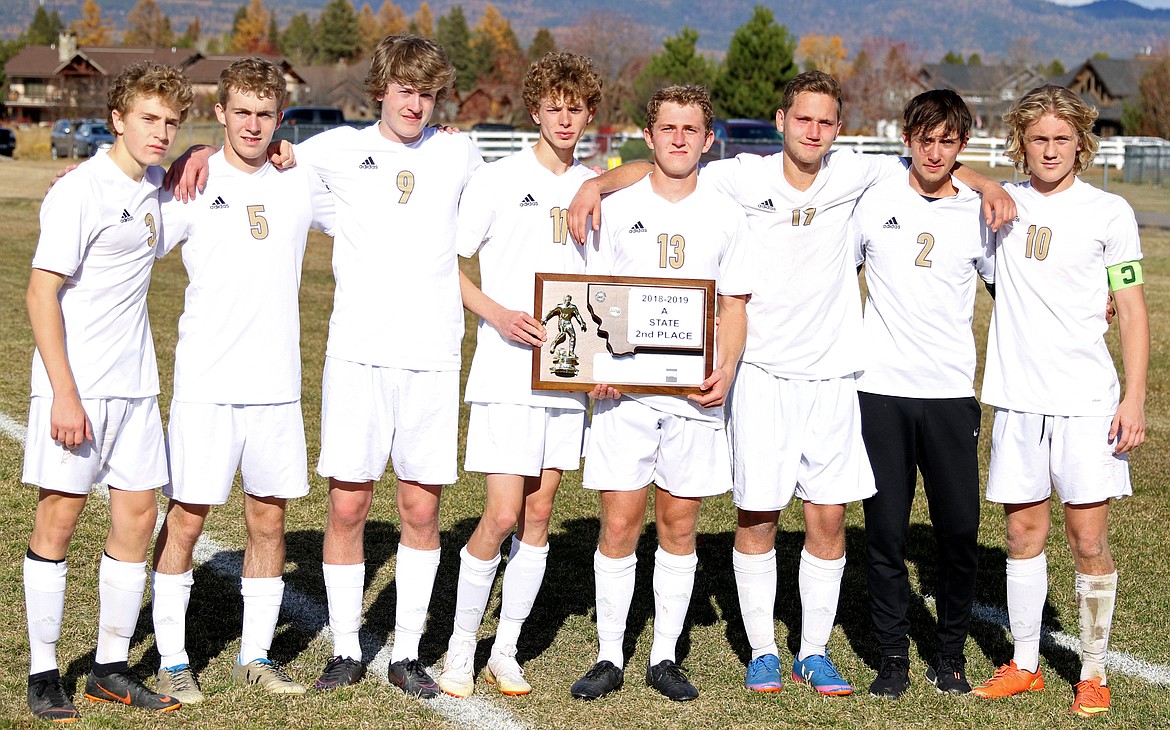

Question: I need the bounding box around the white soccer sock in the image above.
[151,569,194,669]
[389,544,441,663]
[494,537,548,651]
[451,545,501,645]
[24,555,67,675]
[323,562,365,661]
[96,554,147,665]
[797,549,845,662]
[649,547,697,666]
[733,548,779,660]
[594,549,637,669]
[1076,570,1117,683]
[1006,553,1048,673]
[239,576,285,664]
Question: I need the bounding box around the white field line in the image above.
[2,410,525,730]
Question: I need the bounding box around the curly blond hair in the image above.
[1003,84,1099,175]
[522,52,602,114]
[645,85,713,133]
[218,57,287,110]
[106,61,193,127]
[365,35,455,107]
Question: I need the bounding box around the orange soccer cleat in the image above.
[971,661,1044,699]
[1070,677,1111,717]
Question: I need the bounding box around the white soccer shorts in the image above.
[164,400,310,505]
[986,408,1132,505]
[23,395,167,495]
[464,402,585,476]
[317,357,458,486]
[583,396,732,498]
[728,365,877,511]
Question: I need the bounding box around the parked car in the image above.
[0,125,15,157]
[50,118,77,159]
[271,106,357,144]
[50,118,114,159]
[69,120,115,158]
[704,118,785,161]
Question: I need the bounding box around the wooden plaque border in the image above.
[531,273,716,396]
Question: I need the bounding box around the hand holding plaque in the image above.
[531,273,716,395]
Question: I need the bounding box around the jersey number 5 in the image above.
[247,205,269,240]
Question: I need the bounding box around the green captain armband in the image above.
[1107,261,1144,291]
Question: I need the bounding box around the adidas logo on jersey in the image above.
[519,193,538,207]
[210,196,230,210]
[358,156,378,169]
[628,221,647,233]
[119,209,133,223]
[757,199,775,211]
[882,216,900,229]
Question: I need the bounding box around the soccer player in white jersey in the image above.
[21,62,191,722]
[853,89,993,699]
[567,70,1014,696]
[569,85,751,703]
[970,85,1148,718]
[147,58,334,705]
[436,52,602,699]
[296,36,483,696]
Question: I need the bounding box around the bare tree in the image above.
[560,11,652,127]
[841,37,920,136]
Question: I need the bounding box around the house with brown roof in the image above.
[1061,57,1158,137]
[4,33,306,123]
[916,63,1047,135]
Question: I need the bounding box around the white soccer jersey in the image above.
[458,146,594,409]
[30,150,163,399]
[982,178,1141,416]
[853,175,994,398]
[297,124,483,371]
[159,151,335,404]
[588,175,752,424]
[702,149,905,379]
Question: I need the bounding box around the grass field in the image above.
[0,157,1168,729]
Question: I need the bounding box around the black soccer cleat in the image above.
[387,658,438,699]
[926,654,972,695]
[869,656,911,699]
[571,660,624,700]
[314,655,365,690]
[28,670,80,723]
[83,669,181,712]
[646,660,698,702]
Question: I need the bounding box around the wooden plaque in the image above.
[532,273,716,395]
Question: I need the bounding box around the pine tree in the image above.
[176,18,201,49]
[358,3,381,54]
[124,0,174,47]
[27,6,65,45]
[470,4,522,86]
[437,6,476,91]
[280,12,314,63]
[72,0,115,46]
[315,0,363,63]
[412,1,434,38]
[527,27,556,63]
[629,27,715,125]
[711,6,797,119]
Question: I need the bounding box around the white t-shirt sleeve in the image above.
[858,152,907,190]
[308,166,335,235]
[697,158,740,198]
[156,188,191,258]
[717,207,754,296]
[1103,197,1142,266]
[586,213,615,276]
[455,167,495,258]
[32,174,99,277]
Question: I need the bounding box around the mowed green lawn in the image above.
[0,158,1168,729]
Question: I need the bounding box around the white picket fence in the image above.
[470,129,1131,169]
